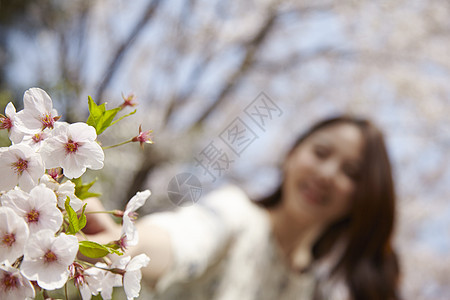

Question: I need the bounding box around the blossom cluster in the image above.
[0,88,152,299]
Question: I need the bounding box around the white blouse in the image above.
[143,185,349,300]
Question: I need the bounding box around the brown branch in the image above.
[95,0,161,104]
[161,52,215,128]
[188,9,278,130]
[125,4,280,199]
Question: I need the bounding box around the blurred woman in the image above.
[85,116,400,300]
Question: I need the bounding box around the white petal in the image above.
[14,110,42,134]
[5,102,25,144]
[0,265,35,299]
[5,102,16,116]
[0,164,18,191]
[23,230,52,259]
[23,87,53,115]
[36,265,69,290]
[121,216,138,246]
[69,123,97,142]
[100,282,115,300]
[30,184,57,204]
[112,255,131,269]
[1,188,30,214]
[0,207,29,264]
[79,284,93,300]
[39,174,58,189]
[79,142,104,170]
[125,190,151,213]
[67,196,82,211]
[41,145,67,169]
[62,153,87,179]
[124,270,142,300]
[53,234,79,264]
[17,171,38,192]
[56,181,82,211]
[20,259,44,281]
[126,254,150,272]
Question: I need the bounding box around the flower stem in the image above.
[78,230,88,240]
[102,139,133,150]
[76,259,114,272]
[65,282,70,300]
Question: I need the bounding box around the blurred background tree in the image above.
[1,0,449,299]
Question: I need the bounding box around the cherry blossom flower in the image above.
[95,254,149,300]
[0,265,35,300]
[15,87,60,133]
[0,144,44,192]
[39,174,82,211]
[47,167,62,181]
[121,190,151,247]
[0,102,24,144]
[20,130,49,150]
[2,185,63,234]
[21,230,79,290]
[124,254,150,300]
[112,254,150,300]
[0,207,29,265]
[120,93,138,108]
[69,262,103,300]
[131,125,153,149]
[90,262,122,300]
[40,122,104,179]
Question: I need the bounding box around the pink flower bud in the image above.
[131,125,153,149]
[47,168,62,181]
[0,114,13,130]
[120,93,138,108]
[113,210,124,218]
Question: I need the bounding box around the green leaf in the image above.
[98,107,121,135]
[78,241,123,258]
[104,244,123,256]
[110,109,137,127]
[78,203,87,231]
[72,177,101,200]
[65,198,87,235]
[105,242,121,250]
[86,96,105,127]
[86,96,121,135]
[65,197,79,235]
[79,241,111,258]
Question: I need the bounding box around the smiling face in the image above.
[281,123,364,227]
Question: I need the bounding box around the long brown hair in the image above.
[258,116,400,300]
